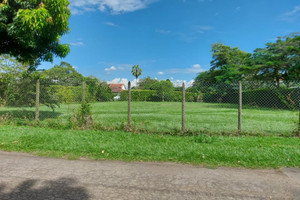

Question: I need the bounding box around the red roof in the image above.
[109,84,125,93]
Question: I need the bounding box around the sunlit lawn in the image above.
[1,102,298,135]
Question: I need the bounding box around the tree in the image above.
[0,56,60,109]
[152,80,174,101]
[43,62,84,86]
[0,0,71,67]
[138,76,158,90]
[96,82,114,102]
[253,34,300,87]
[131,65,142,88]
[210,43,253,82]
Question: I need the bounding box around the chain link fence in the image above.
[0,79,299,136]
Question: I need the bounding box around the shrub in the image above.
[70,102,93,129]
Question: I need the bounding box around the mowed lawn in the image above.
[0,102,298,135]
[0,126,299,168]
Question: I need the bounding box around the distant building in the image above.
[109,83,126,100]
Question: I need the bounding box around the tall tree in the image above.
[152,80,174,102]
[0,0,71,67]
[43,62,83,86]
[253,34,300,86]
[210,43,253,82]
[138,76,158,90]
[131,65,142,88]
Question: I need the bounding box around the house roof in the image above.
[109,84,125,93]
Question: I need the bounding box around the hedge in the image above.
[202,87,300,110]
[120,90,198,102]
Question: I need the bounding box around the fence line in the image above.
[1,80,298,135]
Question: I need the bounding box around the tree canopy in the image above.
[131,65,142,86]
[0,0,71,66]
[192,33,300,91]
[44,61,83,86]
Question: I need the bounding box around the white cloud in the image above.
[236,6,241,11]
[104,66,117,72]
[171,80,194,88]
[70,42,84,46]
[105,22,117,27]
[158,71,164,75]
[192,64,201,68]
[279,5,300,22]
[195,25,213,33]
[70,0,158,15]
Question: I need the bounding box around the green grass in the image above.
[0,125,299,168]
[0,102,298,135]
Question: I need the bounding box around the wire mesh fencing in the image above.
[0,79,299,136]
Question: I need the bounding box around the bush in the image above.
[70,102,93,129]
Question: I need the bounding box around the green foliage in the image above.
[43,62,84,86]
[138,76,158,90]
[210,43,252,82]
[242,87,300,110]
[253,34,300,85]
[0,56,60,109]
[0,0,71,66]
[1,126,300,168]
[120,90,156,101]
[131,65,142,85]
[95,82,114,102]
[151,80,174,101]
[120,89,197,102]
[51,85,83,104]
[71,102,93,129]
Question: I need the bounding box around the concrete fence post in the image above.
[82,81,86,103]
[35,79,40,122]
[238,81,242,134]
[298,109,300,136]
[128,81,131,127]
[182,82,186,133]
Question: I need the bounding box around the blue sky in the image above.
[40,0,300,87]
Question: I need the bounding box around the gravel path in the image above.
[0,151,299,200]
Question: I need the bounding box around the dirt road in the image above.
[0,151,299,199]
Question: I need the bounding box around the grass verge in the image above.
[0,125,299,168]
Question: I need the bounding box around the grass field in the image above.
[1,102,298,135]
[0,125,299,168]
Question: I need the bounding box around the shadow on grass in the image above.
[202,102,296,111]
[0,110,62,121]
[0,177,90,200]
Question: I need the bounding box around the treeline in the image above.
[127,77,199,102]
[192,33,300,88]
[189,33,300,110]
[0,58,114,110]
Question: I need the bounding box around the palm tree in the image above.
[131,65,142,88]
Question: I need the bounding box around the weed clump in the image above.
[70,102,93,129]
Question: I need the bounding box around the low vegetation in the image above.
[0,102,298,136]
[0,126,299,168]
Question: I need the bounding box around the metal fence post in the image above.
[182,82,186,132]
[35,79,40,122]
[128,81,131,127]
[82,81,86,103]
[238,81,242,134]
